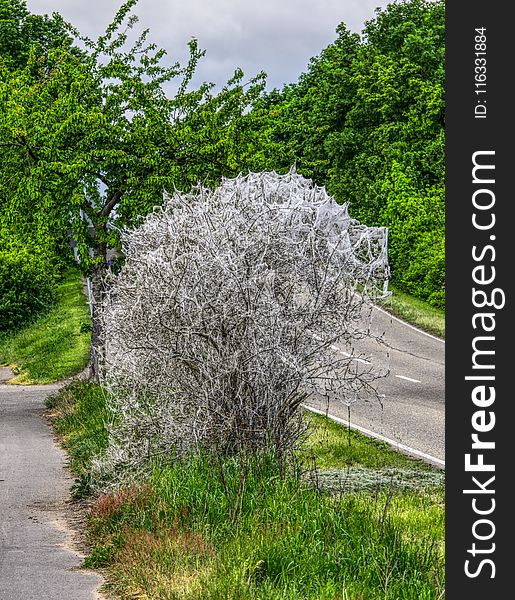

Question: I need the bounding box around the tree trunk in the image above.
[87,243,108,383]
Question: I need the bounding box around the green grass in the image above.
[91,458,444,600]
[48,382,445,600]
[45,381,110,497]
[0,268,91,384]
[378,284,445,339]
[301,411,432,470]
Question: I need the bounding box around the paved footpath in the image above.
[0,368,104,600]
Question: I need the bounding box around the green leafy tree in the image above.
[255,0,444,308]
[379,162,444,307]
[0,0,267,373]
[0,0,78,257]
[326,0,444,306]
[0,0,76,69]
[0,0,80,329]
[254,23,360,183]
[327,0,444,221]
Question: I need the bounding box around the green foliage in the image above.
[379,162,444,308]
[0,0,75,70]
[253,23,360,183]
[329,0,445,307]
[0,241,57,330]
[327,0,444,217]
[257,0,445,308]
[0,0,267,277]
[0,1,81,328]
[0,268,90,381]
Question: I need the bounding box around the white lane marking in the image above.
[334,348,371,365]
[302,404,445,468]
[395,374,421,383]
[374,304,445,344]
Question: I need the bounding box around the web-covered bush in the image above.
[94,169,389,485]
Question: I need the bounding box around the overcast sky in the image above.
[25,0,392,91]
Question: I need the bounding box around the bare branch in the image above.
[92,168,390,487]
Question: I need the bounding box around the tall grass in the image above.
[86,454,444,599]
[48,382,445,600]
[46,381,109,497]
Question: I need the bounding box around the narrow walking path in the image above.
[0,368,103,600]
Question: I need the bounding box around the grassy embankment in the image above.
[0,267,91,384]
[4,270,445,597]
[45,380,444,600]
[379,284,445,339]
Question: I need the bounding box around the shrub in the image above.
[379,165,444,309]
[0,244,58,331]
[400,231,445,309]
[94,169,390,486]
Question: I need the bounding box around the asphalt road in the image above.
[0,372,103,600]
[305,306,445,466]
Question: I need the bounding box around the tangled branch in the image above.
[93,168,389,486]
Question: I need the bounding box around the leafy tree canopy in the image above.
[0,0,76,69]
[254,0,445,308]
[0,0,267,356]
[1,0,267,268]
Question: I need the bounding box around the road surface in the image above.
[305,306,445,466]
[0,370,104,600]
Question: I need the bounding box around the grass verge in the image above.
[0,268,91,384]
[378,284,445,339]
[47,382,445,600]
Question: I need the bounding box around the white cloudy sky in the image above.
[25,0,392,90]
